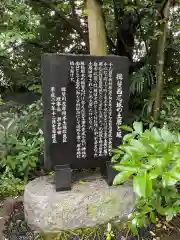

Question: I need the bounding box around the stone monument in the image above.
[41,54,129,191]
[24,54,134,233]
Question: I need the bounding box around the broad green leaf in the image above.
[150,211,156,224]
[123,133,136,142]
[113,171,133,185]
[151,127,162,141]
[162,173,178,187]
[120,154,131,164]
[133,122,143,134]
[164,207,177,221]
[141,205,153,214]
[133,172,152,198]
[133,174,146,197]
[113,164,139,172]
[111,154,120,163]
[161,128,175,143]
[151,195,162,212]
[141,164,152,170]
[146,174,152,197]
[130,139,147,153]
[120,125,133,132]
[149,157,167,168]
[137,215,146,228]
[131,217,138,235]
[149,169,160,179]
[169,171,180,180]
[111,148,123,154]
[122,145,136,155]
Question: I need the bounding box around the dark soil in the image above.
[3,202,41,240]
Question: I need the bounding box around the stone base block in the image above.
[24,176,134,232]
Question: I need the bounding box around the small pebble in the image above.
[150,231,156,236]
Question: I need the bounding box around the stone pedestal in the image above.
[24,176,134,232]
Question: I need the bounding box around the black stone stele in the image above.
[42,54,129,191]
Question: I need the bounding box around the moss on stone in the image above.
[87,193,119,222]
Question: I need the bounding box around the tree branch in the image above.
[153,0,172,121]
[117,32,133,60]
[70,0,78,19]
[70,0,75,16]
[107,35,116,53]
[113,0,120,25]
[101,3,116,53]
[31,0,89,48]
[134,8,149,54]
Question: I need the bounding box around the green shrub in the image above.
[160,86,180,131]
[0,170,24,197]
[112,122,180,235]
[0,99,44,197]
[0,133,43,180]
[134,85,180,132]
[17,99,43,139]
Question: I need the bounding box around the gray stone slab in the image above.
[24,176,134,232]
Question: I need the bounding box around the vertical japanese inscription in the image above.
[103,62,109,156]
[74,61,87,159]
[50,88,67,143]
[70,61,75,83]
[61,87,67,143]
[98,62,104,156]
[80,61,86,158]
[75,61,81,158]
[93,62,99,157]
[108,63,113,153]
[87,61,114,157]
[50,86,67,143]
[51,87,57,143]
[68,58,125,159]
[56,96,62,136]
[116,73,123,138]
[88,62,93,130]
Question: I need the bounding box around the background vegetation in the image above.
[0,0,180,236]
[1,0,180,122]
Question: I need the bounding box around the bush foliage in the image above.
[0,100,43,197]
[112,122,180,234]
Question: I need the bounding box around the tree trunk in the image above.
[86,0,108,56]
[153,0,172,122]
